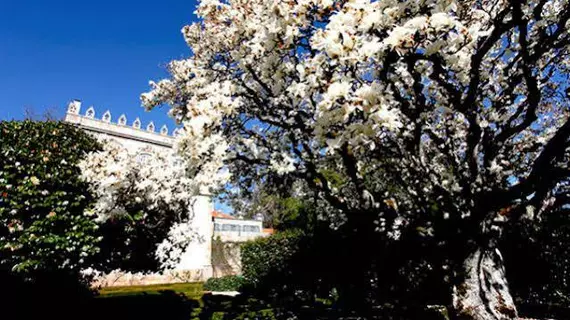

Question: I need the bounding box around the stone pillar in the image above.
[175,195,213,280]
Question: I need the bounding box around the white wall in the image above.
[175,195,214,276]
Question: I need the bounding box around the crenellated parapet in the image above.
[64,99,180,150]
[65,99,180,137]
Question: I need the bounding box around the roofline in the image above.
[69,121,174,148]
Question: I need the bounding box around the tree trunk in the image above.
[452,247,518,320]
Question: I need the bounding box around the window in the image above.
[214,223,221,231]
[243,225,260,233]
[221,224,240,232]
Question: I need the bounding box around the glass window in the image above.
[242,225,260,233]
[222,224,232,231]
[214,223,221,231]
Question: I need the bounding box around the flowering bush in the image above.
[79,141,195,222]
[79,141,199,271]
[0,121,101,275]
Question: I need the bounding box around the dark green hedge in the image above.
[204,275,247,292]
[0,120,101,275]
[241,229,304,286]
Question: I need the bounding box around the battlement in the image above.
[64,99,178,149]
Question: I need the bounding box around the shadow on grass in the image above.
[0,270,201,320]
[88,290,201,320]
[3,269,567,320]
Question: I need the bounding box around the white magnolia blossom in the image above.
[80,141,224,269]
[143,0,570,318]
[80,141,230,269]
[141,0,499,224]
[155,221,197,269]
[142,0,570,229]
[79,141,197,222]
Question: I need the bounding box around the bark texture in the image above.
[453,247,518,320]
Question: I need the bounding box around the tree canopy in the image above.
[143,1,570,319]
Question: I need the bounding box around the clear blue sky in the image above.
[0,0,199,129]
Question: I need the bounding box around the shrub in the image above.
[240,229,304,287]
[204,275,247,292]
[0,120,101,276]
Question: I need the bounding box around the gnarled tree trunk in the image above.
[452,247,518,320]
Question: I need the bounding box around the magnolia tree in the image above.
[79,141,212,270]
[143,0,570,318]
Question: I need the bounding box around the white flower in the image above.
[404,16,428,30]
[359,39,383,58]
[327,81,352,100]
[430,13,455,31]
[30,176,40,186]
[374,106,403,130]
[270,153,296,175]
[360,9,383,31]
[384,26,414,52]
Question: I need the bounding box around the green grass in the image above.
[98,282,203,300]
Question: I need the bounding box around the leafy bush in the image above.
[241,229,304,286]
[240,218,451,312]
[204,275,247,291]
[0,120,101,276]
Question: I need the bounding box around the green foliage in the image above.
[317,168,347,189]
[249,194,310,230]
[204,275,247,292]
[241,229,305,286]
[97,210,178,272]
[238,190,311,230]
[0,120,101,275]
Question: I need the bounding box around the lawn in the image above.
[94,282,280,320]
[98,282,204,300]
[89,283,205,320]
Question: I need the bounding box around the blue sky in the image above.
[0,0,199,129]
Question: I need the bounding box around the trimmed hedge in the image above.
[204,275,247,292]
[0,120,101,275]
[241,229,304,286]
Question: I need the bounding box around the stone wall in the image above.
[212,240,242,278]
